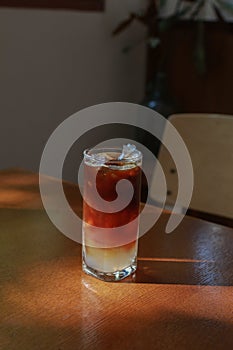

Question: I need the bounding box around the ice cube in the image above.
[118,144,136,160]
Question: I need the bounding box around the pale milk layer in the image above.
[83,243,137,273]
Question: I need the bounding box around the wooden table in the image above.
[1,169,233,350]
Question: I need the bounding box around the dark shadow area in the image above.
[121,257,233,286]
[94,311,233,350]
[123,258,231,286]
[0,0,105,11]
[121,213,233,286]
[1,310,233,350]
[187,208,233,229]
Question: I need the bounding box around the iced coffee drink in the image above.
[82,145,142,281]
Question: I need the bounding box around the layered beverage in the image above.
[82,146,142,281]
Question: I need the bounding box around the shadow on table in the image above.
[2,310,233,350]
[122,258,233,286]
[122,213,233,286]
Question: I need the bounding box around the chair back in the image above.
[149,113,233,219]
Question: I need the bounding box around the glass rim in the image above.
[83,147,142,163]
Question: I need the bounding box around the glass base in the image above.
[82,259,137,282]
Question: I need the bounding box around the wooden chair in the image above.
[149,113,233,222]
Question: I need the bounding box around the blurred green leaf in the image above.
[158,18,174,32]
[213,4,225,22]
[216,0,233,15]
[158,5,195,32]
[159,0,168,9]
[148,37,161,48]
[190,0,205,20]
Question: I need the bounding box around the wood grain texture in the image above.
[1,169,233,350]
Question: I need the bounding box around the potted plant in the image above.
[113,0,233,116]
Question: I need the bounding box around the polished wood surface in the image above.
[1,169,233,350]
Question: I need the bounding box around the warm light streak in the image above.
[137,257,215,263]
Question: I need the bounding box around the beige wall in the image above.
[0,0,146,174]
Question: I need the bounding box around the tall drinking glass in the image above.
[82,146,142,281]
